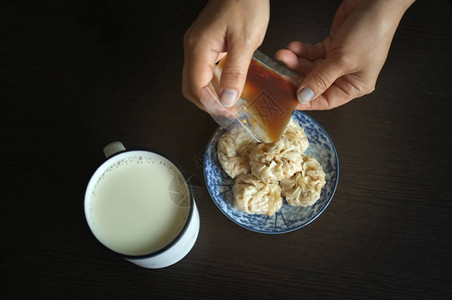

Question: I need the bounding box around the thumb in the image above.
[219,46,255,108]
[297,56,346,104]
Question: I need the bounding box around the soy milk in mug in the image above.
[85,142,199,268]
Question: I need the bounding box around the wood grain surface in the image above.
[2,0,451,299]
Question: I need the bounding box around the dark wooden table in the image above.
[2,0,451,298]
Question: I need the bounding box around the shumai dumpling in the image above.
[217,126,258,179]
[280,155,326,207]
[233,174,282,216]
[249,138,304,182]
[283,118,309,154]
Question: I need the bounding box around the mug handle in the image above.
[103,141,126,158]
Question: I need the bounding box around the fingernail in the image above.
[220,89,238,108]
[297,87,314,104]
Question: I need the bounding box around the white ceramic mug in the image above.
[84,142,200,268]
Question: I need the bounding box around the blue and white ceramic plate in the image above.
[204,111,339,234]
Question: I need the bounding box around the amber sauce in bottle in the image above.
[216,56,299,143]
[240,59,299,143]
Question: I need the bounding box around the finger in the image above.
[296,55,348,104]
[216,52,227,63]
[296,87,350,111]
[182,43,220,108]
[274,49,315,75]
[296,77,367,110]
[287,41,326,61]
[296,92,339,111]
[219,42,256,108]
[200,85,233,117]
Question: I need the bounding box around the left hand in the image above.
[183,0,270,113]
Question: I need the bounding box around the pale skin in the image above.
[182,0,415,112]
[183,0,270,113]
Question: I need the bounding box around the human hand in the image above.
[182,0,270,114]
[275,0,415,110]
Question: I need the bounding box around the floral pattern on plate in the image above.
[204,111,339,234]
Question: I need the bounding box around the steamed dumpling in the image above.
[217,126,258,178]
[217,117,325,216]
[249,138,304,182]
[283,118,309,154]
[280,155,326,207]
[233,174,282,216]
[248,119,309,182]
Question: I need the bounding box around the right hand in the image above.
[275,0,414,110]
[182,0,270,113]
